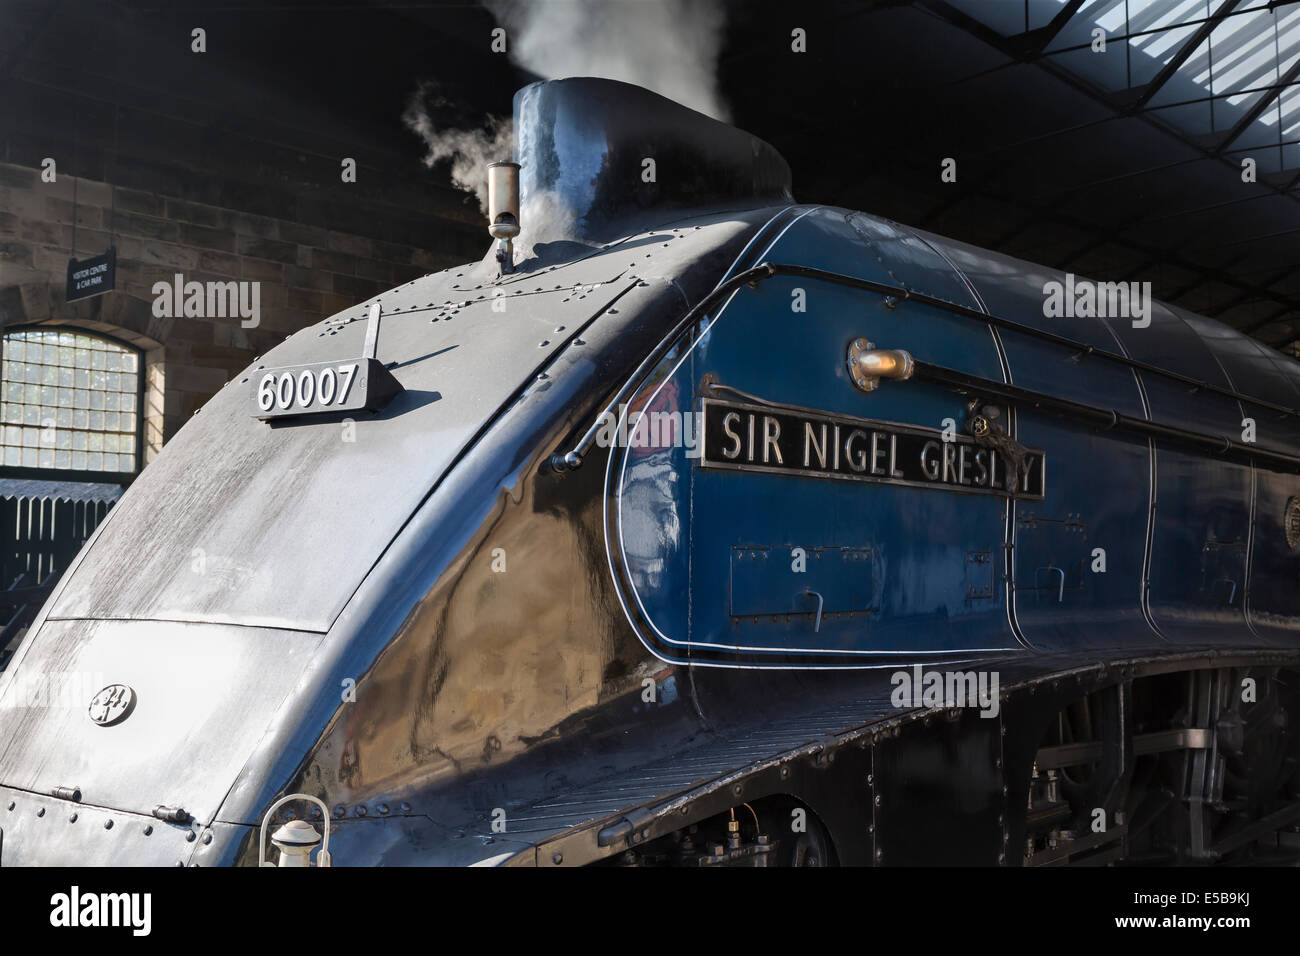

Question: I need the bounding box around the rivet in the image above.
[36,807,44,817]
[143,825,153,836]
[355,805,368,817]
[552,852,563,865]
[378,804,390,816]
[185,830,197,842]
[334,805,346,818]
[400,802,412,813]
[203,831,213,845]
[104,819,113,830]
[69,813,78,823]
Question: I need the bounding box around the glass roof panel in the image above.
[958,0,1299,165]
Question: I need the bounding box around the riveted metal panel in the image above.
[41,200,771,635]
[0,618,320,825]
[729,545,876,618]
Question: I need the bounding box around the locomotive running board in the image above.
[481,647,1300,867]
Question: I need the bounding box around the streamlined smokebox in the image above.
[513,77,793,245]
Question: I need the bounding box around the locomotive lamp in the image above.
[847,338,915,392]
[258,794,333,868]
[269,820,322,867]
[487,161,521,275]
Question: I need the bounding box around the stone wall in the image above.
[0,158,485,458]
[0,2,512,469]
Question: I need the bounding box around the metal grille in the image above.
[950,0,1300,169]
[0,330,140,474]
[930,0,1300,351]
[0,493,113,588]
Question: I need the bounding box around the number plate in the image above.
[250,357,402,420]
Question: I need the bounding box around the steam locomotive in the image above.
[1,77,1298,867]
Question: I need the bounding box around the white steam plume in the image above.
[485,0,730,121]
[402,81,514,211]
[403,0,730,248]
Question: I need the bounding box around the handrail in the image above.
[549,263,778,472]
[548,261,1300,473]
[911,359,1300,472]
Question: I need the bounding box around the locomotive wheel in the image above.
[789,817,831,866]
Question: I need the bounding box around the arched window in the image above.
[0,328,141,480]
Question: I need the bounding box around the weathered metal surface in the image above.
[514,77,792,246]
[0,618,320,827]
[41,210,764,633]
[0,78,1299,867]
[0,791,224,867]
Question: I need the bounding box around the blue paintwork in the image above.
[608,204,1300,666]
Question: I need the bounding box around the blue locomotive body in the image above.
[612,204,1300,664]
[0,78,1297,866]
